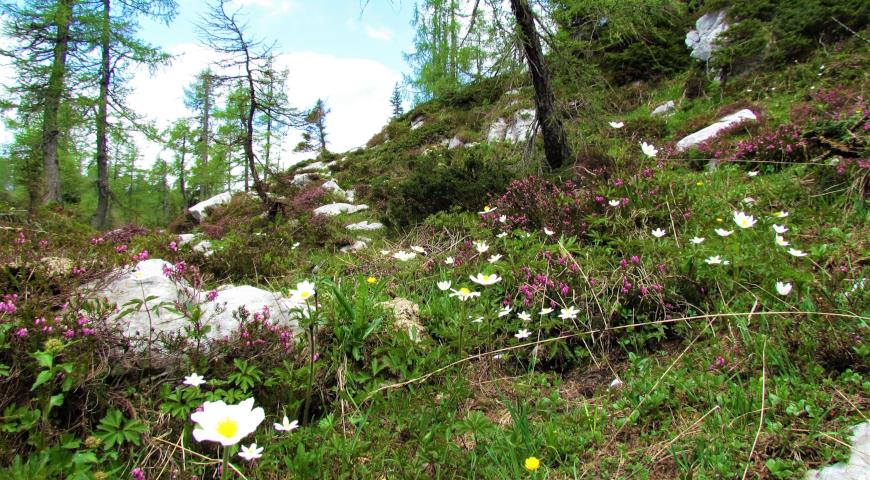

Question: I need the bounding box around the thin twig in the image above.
[741,337,767,480]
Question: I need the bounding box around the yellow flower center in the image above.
[300,291,312,299]
[524,456,541,471]
[482,275,491,282]
[217,418,239,439]
[459,288,470,295]
[366,277,377,284]
[696,181,703,186]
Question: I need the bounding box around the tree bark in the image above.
[179,133,187,204]
[242,51,270,209]
[41,0,74,205]
[201,73,212,197]
[509,0,571,170]
[92,0,111,229]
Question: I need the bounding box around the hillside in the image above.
[0,2,868,479]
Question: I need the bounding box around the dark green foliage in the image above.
[377,146,513,227]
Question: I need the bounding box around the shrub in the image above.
[482,176,592,237]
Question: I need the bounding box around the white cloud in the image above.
[227,0,294,13]
[126,43,401,170]
[365,25,393,41]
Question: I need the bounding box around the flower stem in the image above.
[220,446,230,480]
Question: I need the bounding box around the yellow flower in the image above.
[716,218,723,223]
[366,276,377,284]
[696,181,703,186]
[524,456,541,471]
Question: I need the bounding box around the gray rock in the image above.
[448,136,464,149]
[299,161,329,172]
[487,118,508,143]
[313,203,369,216]
[346,220,384,231]
[487,109,537,144]
[686,10,729,62]
[411,116,425,130]
[340,240,368,253]
[189,192,234,222]
[345,189,356,203]
[805,422,870,480]
[652,100,676,116]
[193,240,214,257]
[320,180,346,197]
[177,234,196,245]
[291,173,315,185]
[675,109,757,152]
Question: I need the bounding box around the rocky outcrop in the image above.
[379,298,425,342]
[189,192,234,222]
[805,422,870,480]
[313,203,369,216]
[339,240,368,253]
[686,10,729,63]
[346,220,384,231]
[675,109,757,152]
[652,100,676,116]
[487,109,536,144]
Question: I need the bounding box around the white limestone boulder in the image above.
[313,203,369,217]
[411,116,425,130]
[652,100,676,116]
[805,422,870,480]
[320,180,346,197]
[292,173,315,185]
[686,10,729,62]
[177,234,196,245]
[346,220,384,232]
[487,118,508,143]
[675,109,757,152]
[193,240,214,257]
[487,109,536,144]
[448,136,464,149]
[189,192,234,222]
[340,240,368,253]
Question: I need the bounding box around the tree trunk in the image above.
[201,73,211,197]
[41,0,74,205]
[242,53,270,210]
[92,0,111,229]
[509,0,571,170]
[179,134,187,204]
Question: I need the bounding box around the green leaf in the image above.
[31,370,53,391]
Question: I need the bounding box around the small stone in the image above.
[378,298,425,342]
[346,220,384,231]
[652,100,676,116]
[313,203,369,217]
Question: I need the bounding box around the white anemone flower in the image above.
[775,235,789,247]
[444,256,455,265]
[411,245,426,254]
[238,443,264,461]
[183,373,207,388]
[191,398,265,446]
[609,121,625,129]
[704,255,730,265]
[449,287,481,301]
[518,311,532,322]
[715,228,734,237]
[773,210,789,218]
[273,416,299,432]
[651,228,667,238]
[290,280,316,302]
[775,282,792,296]
[474,241,490,253]
[498,306,513,318]
[640,141,659,158]
[488,254,502,263]
[437,280,452,291]
[543,227,555,236]
[496,232,508,239]
[608,199,621,207]
[747,171,759,177]
[515,329,532,339]
[470,273,502,286]
[788,248,808,257]
[539,307,554,315]
[392,251,417,262]
[559,306,580,320]
[690,237,705,245]
[291,242,300,250]
[733,211,757,229]
[772,224,789,234]
[470,316,484,324]
[499,215,507,223]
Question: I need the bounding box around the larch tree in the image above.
[184,68,217,197]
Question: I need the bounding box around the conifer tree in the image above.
[390,83,404,117]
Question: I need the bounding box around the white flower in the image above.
[690,237,705,245]
[392,251,416,262]
[470,273,501,286]
[514,329,532,340]
[470,316,484,323]
[191,398,265,446]
[704,256,730,265]
[543,228,555,236]
[715,228,733,237]
[608,377,624,389]
[747,171,759,177]
[775,282,792,296]
[411,245,426,254]
[640,141,658,158]
[437,280,452,291]
[479,205,497,215]
[608,199,621,207]
[474,241,489,253]
[651,228,667,238]
[539,307,553,315]
[498,215,507,223]
[559,306,580,320]
[518,311,532,322]
[488,254,502,263]
[379,249,390,256]
[772,224,789,234]
[773,210,789,218]
[273,416,299,432]
[444,256,455,265]
[496,232,507,239]
[775,235,789,247]
[238,443,264,461]
[733,211,757,229]
[609,121,625,129]
[498,306,513,318]
[449,287,480,301]
[742,197,756,205]
[291,242,300,250]
[290,280,316,302]
[787,248,808,257]
[183,372,207,388]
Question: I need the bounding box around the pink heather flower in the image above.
[134,250,149,261]
[15,328,27,338]
[206,289,219,302]
[709,356,726,371]
[115,245,128,253]
[15,232,26,244]
[38,239,49,249]
[91,236,105,245]
[168,241,178,252]
[131,467,145,480]
[64,329,75,339]
[631,255,640,265]
[614,178,624,187]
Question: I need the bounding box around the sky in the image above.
[71,0,417,172]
